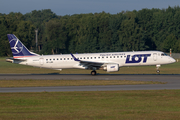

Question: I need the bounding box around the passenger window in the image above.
[46,59,48,61]
[53,59,55,60]
[67,58,69,60]
[87,57,89,59]
[94,57,96,59]
[60,58,62,60]
[117,56,119,58]
[64,58,66,60]
[50,59,51,61]
[102,57,104,58]
[84,57,85,59]
[106,56,108,58]
[57,58,58,60]
[124,56,126,58]
[114,56,115,58]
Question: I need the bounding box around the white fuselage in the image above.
[15,51,176,70]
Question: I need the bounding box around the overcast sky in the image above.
[1,0,180,16]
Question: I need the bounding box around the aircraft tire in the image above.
[156,70,160,73]
[91,71,96,76]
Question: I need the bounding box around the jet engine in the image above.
[104,64,119,72]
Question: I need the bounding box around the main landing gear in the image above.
[91,70,96,76]
[156,65,161,73]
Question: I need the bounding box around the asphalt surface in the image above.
[0,74,180,92]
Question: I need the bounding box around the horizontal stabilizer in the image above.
[6,57,27,63]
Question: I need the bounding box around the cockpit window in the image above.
[161,53,168,56]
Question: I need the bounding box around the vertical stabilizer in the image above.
[7,34,39,58]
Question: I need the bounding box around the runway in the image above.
[0,74,180,92]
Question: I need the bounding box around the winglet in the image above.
[70,53,80,61]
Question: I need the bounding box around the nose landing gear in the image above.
[156,70,160,73]
[156,65,161,73]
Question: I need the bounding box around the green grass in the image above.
[0,80,165,87]
[0,90,180,120]
[0,57,179,120]
[1,57,180,74]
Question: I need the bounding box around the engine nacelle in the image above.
[104,64,119,72]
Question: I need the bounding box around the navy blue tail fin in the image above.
[7,34,39,58]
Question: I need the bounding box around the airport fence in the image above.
[166,53,180,59]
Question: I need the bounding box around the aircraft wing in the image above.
[71,53,114,68]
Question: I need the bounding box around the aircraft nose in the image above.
[171,58,176,63]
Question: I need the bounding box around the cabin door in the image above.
[39,58,44,65]
[153,53,157,61]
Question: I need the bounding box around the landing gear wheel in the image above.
[91,71,96,76]
[156,65,161,74]
[156,70,160,73]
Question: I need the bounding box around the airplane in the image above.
[6,34,176,75]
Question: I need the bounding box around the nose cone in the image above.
[171,58,176,63]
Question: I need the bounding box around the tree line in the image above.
[0,6,180,57]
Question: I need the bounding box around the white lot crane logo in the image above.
[9,38,23,54]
